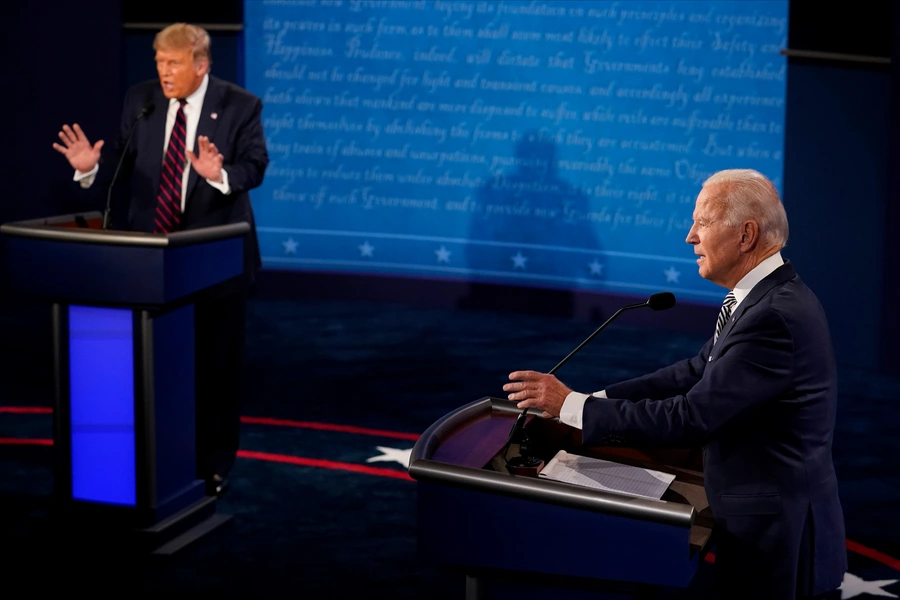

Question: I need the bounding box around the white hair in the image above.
[702,169,789,248]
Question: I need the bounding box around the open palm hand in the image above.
[52,124,103,172]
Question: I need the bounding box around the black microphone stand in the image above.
[101,104,154,230]
[502,296,667,474]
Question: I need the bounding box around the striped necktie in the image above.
[714,291,737,345]
[154,98,187,233]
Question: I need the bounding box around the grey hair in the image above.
[702,169,789,248]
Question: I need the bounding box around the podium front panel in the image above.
[8,239,163,304]
[5,229,244,305]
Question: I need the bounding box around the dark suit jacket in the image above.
[103,75,268,283]
[582,262,846,598]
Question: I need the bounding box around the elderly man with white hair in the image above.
[505,169,847,599]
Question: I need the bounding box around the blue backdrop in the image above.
[244,0,787,305]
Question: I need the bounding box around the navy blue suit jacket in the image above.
[102,75,268,282]
[583,262,846,597]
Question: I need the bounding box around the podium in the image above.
[0,211,248,553]
[409,397,714,599]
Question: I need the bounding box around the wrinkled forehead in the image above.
[693,185,727,219]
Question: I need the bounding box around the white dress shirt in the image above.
[74,74,230,212]
[558,251,785,430]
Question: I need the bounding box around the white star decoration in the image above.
[435,246,451,263]
[840,572,899,598]
[282,237,298,255]
[588,260,604,276]
[664,266,681,283]
[366,446,412,468]
[359,241,375,258]
[511,252,528,270]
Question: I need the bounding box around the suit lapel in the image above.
[146,90,169,201]
[185,76,225,206]
[717,261,797,344]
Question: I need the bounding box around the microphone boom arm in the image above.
[101,103,154,230]
[548,300,649,375]
[502,293,674,473]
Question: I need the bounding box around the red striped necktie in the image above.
[154,98,187,233]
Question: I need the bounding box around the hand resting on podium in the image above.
[503,370,572,419]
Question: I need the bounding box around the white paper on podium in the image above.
[538,450,676,500]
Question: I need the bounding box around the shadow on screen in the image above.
[461,130,605,318]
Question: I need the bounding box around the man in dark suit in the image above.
[53,23,268,497]
[504,169,846,599]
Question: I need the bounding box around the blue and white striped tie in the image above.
[714,291,737,345]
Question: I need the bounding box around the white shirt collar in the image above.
[730,251,784,308]
[170,73,209,110]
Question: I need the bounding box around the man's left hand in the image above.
[503,371,572,418]
[187,135,224,183]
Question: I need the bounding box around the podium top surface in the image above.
[0,212,250,248]
[410,397,703,529]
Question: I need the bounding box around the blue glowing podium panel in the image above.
[69,305,137,506]
[1,212,249,530]
[409,398,712,598]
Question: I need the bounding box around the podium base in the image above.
[152,510,232,555]
[28,496,231,555]
[507,456,544,477]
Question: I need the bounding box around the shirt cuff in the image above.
[206,168,231,195]
[560,392,590,429]
[74,164,99,188]
[559,390,608,429]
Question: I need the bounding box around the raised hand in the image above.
[187,135,224,183]
[52,124,104,173]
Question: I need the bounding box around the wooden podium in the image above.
[409,397,714,599]
[0,211,248,553]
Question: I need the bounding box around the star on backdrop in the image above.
[839,572,899,598]
[435,246,452,263]
[511,252,528,270]
[359,241,375,258]
[366,446,412,468]
[282,237,298,255]
[588,260,604,276]
[664,266,681,284]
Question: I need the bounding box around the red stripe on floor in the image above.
[0,437,412,480]
[0,437,52,446]
[240,416,420,441]
[2,426,900,573]
[237,450,413,481]
[847,539,900,572]
[0,406,420,441]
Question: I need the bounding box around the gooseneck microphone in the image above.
[503,292,677,473]
[101,101,155,230]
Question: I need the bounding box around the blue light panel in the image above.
[68,305,136,505]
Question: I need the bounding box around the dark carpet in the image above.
[1,291,899,598]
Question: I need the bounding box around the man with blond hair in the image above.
[505,169,846,599]
[53,23,268,497]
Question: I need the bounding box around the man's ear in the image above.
[740,221,760,251]
[195,59,210,76]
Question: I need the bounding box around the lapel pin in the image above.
[211,112,218,120]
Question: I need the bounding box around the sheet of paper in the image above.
[538,450,675,500]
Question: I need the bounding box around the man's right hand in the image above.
[52,124,104,173]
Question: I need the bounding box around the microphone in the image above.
[101,101,155,230]
[503,292,677,474]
